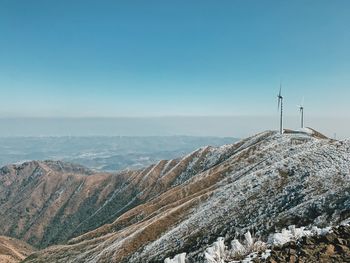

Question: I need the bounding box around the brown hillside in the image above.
[0,236,34,263]
[0,143,235,249]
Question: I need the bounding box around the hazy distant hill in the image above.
[0,136,236,171]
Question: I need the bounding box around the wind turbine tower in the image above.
[277,85,283,134]
[298,98,304,129]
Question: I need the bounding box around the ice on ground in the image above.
[268,226,311,245]
[205,237,226,263]
[311,226,331,236]
[261,249,271,259]
[168,224,333,263]
[267,225,332,246]
[244,231,253,248]
[164,253,186,263]
[229,239,246,257]
[204,231,266,263]
[300,128,314,135]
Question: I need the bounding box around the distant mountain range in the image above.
[0,130,349,262]
[0,136,236,171]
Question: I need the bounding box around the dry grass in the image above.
[0,236,35,263]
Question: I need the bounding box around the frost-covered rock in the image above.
[204,237,226,263]
[268,225,316,246]
[164,253,186,263]
[173,224,336,263]
[268,229,292,245]
[311,226,331,235]
[229,239,246,257]
[267,224,350,262]
[244,231,253,248]
[204,231,268,263]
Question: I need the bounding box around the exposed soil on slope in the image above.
[0,236,35,263]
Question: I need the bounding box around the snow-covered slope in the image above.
[22,131,350,262]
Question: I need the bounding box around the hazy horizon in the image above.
[0,116,347,139]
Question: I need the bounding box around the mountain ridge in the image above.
[0,139,238,249]
[19,130,350,262]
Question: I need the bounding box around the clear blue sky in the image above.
[0,0,350,119]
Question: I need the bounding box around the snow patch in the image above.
[267,225,330,246]
[204,231,265,263]
[164,253,186,263]
[204,237,226,263]
[167,225,333,263]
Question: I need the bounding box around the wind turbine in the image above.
[297,97,304,129]
[277,84,283,134]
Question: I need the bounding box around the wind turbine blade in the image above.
[279,85,281,97]
[278,98,280,110]
[301,96,304,106]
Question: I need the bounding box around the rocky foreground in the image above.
[266,224,350,263]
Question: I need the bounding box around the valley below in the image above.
[0,136,235,172]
